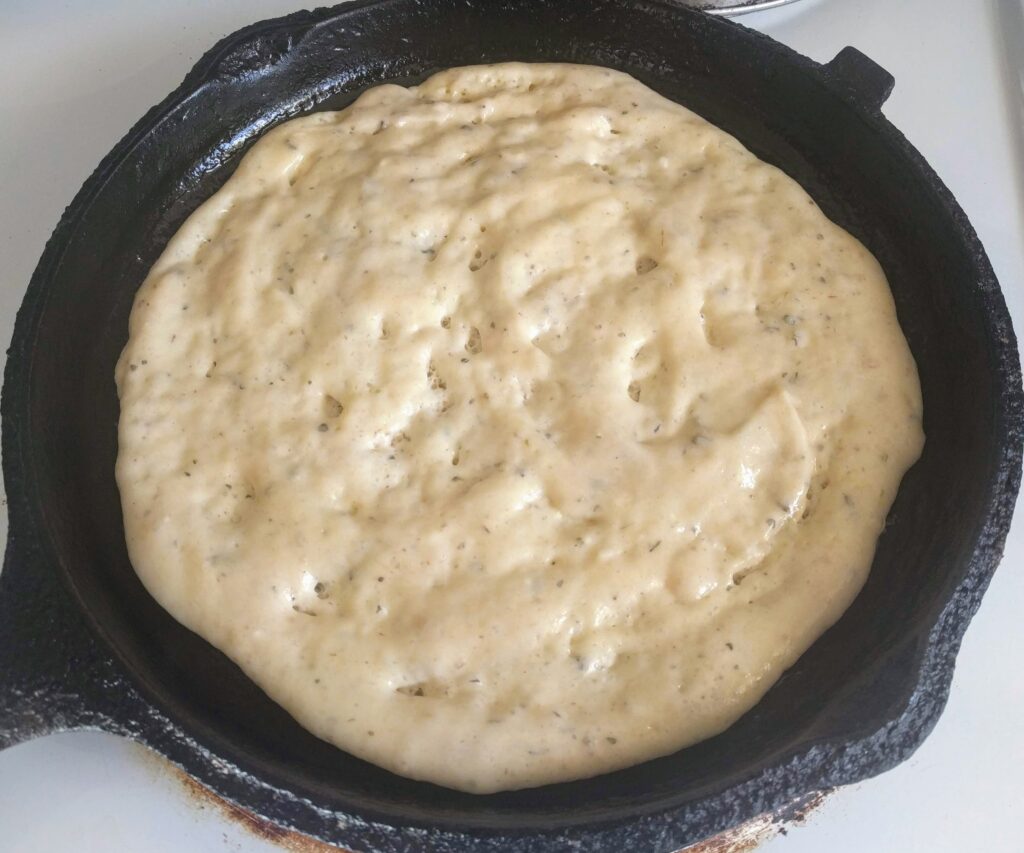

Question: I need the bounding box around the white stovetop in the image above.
[1,1,1022,850]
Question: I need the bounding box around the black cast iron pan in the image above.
[2,1,1021,850]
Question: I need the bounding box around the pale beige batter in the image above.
[116,63,924,793]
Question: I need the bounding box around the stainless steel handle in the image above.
[683,0,808,15]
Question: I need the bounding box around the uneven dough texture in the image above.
[116,63,924,793]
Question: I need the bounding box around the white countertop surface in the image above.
[1,0,1022,850]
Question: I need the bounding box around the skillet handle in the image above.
[0,530,128,749]
[822,46,896,111]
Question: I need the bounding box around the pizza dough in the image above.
[116,63,924,793]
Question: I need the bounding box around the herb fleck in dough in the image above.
[116,63,924,793]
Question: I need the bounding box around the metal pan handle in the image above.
[0,530,128,749]
[692,0,808,15]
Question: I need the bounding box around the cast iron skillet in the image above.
[1,1,1021,850]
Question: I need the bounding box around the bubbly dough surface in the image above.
[116,63,924,793]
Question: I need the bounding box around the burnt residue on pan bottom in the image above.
[678,790,830,852]
[170,764,344,852]
[163,756,829,853]
[130,738,342,851]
